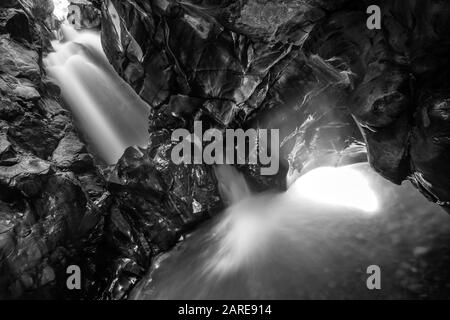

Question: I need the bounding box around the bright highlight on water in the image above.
[289,166,379,213]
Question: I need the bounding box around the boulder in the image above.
[0,156,51,197]
[52,131,94,172]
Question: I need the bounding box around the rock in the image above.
[38,97,66,117]
[13,79,41,101]
[21,0,55,20]
[91,129,223,298]
[0,156,51,196]
[105,258,144,300]
[0,131,15,162]
[52,131,94,172]
[0,97,24,121]
[219,0,325,44]
[106,146,167,194]
[0,36,40,81]
[7,115,61,159]
[33,173,91,236]
[0,1,21,9]
[0,75,41,101]
[3,9,32,42]
[40,266,55,285]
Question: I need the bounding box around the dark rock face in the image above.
[96,136,222,299]
[101,0,450,211]
[0,0,107,299]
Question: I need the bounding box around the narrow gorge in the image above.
[1,0,450,300]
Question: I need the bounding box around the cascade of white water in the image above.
[44,25,150,164]
[130,164,449,300]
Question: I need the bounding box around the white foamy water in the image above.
[44,25,149,164]
[53,0,70,20]
[130,163,450,300]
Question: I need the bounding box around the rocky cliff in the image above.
[0,0,108,298]
[100,0,450,211]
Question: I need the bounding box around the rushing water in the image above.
[43,22,450,301]
[44,25,149,164]
[131,163,450,299]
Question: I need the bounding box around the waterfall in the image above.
[44,25,150,164]
[214,165,252,205]
[43,10,449,301]
[130,163,450,299]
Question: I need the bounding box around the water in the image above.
[131,163,450,299]
[44,25,150,164]
[44,21,450,301]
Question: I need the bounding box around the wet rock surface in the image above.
[95,141,222,299]
[0,0,109,299]
[100,0,450,210]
